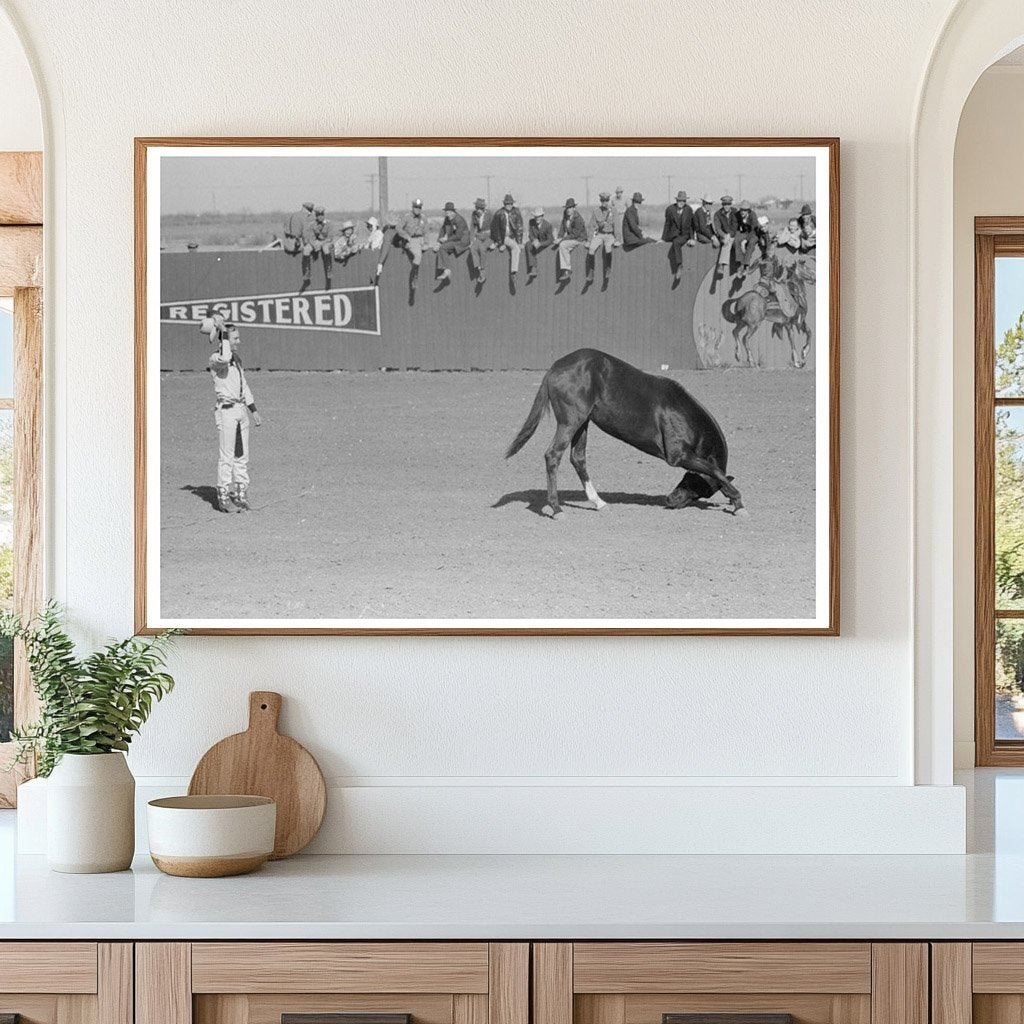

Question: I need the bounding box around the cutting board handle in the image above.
[248,691,282,734]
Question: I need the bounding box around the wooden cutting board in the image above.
[188,691,326,859]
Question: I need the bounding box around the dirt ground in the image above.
[158,368,817,622]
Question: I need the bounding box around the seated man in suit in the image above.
[622,192,654,250]
[662,190,696,283]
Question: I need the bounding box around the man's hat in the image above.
[341,219,354,231]
[443,201,456,211]
[632,191,644,203]
[412,198,423,207]
[800,203,813,216]
[757,215,769,227]
[721,194,734,204]
[615,185,624,193]
[314,205,325,215]
[474,197,486,208]
[599,191,610,201]
[740,200,751,209]
[503,193,514,204]
[564,197,576,207]
[366,216,379,229]
[701,193,714,204]
[675,190,688,202]
[302,201,314,211]
[533,206,544,217]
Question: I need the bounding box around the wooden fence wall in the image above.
[159,242,714,372]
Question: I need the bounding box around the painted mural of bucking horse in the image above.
[721,257,815,368]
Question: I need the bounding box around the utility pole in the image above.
[736,174,743,200]
[665,175,672,201]
[798,173,805,201]
[582,175,593,207]
[378,156,388,225]
[366,173,377,214]
[483,175,494,206]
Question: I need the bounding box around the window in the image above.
[974,220,1024,764]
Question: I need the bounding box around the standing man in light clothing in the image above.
[611,185,628,245]
[200,314,261,514]
[587,191,617,286]
[396,198,430,290]
[552,197,587,282]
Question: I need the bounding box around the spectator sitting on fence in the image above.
[435,201,470,288]
[662,190,696,285]
[588,191,617,286]
[776,217,802,254]
[798,203,817,253]
[712,194,737,285]
[552,197,587,283]
[364,216,385,251]
[693,194,716,244]
[526,206,552,281]
[731,200,758,279]
[283,202,313,255]
[491,193,524,281]
[469,197,493,284]
[333,220,361,265]
[397,198,430,291]
[621,192,654,250]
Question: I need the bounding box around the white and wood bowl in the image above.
[147,795,276,877]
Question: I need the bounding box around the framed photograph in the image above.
[135,137,839,635]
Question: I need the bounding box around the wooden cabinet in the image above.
[532,944,928,1024]
[136,944,528,1024]
[931,943,1024,1024]
[0,943,132,1024]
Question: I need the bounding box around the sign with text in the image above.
[160,286,380,335]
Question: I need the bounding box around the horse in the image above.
[504,348,746,518]
[722,256,813,367]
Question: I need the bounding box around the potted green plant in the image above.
[1,603,178,873]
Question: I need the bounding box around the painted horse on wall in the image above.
[722,257,814,368]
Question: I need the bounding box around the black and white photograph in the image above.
[137,140,837,634]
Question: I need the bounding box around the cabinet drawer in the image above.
[191,943,491,994]
[572,944,872,994]
[140,943,529,1024]
[533,944,924,1024]
[0,942,98,993]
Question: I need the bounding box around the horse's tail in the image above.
[505,375,550,458]
[720,298,740,324]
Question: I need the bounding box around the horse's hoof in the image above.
[733,507,750,518]
[590,500,609,511]
[543,505,563,520]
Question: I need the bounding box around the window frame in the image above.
[0,151,43,807]
[975,217,1024,765]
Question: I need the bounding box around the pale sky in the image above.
[160,153,817,215]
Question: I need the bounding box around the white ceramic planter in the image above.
[46,752,135,873]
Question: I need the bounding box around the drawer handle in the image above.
[283,1016,411,1024]
[664,1016,794,1024]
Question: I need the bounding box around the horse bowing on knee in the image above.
[504,348,746,518]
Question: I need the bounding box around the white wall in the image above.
[0,0,972,852]
[952,65,1024,767]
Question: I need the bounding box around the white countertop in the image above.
[1,769,1022,941]
[0,849,1022,940]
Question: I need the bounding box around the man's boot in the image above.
[234,485,250,512]
[216,487,234,513]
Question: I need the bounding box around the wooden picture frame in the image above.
[135,137,839,636]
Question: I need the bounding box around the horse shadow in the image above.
[493,488,686,517]
[181,484,219,510]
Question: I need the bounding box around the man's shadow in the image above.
[182,484,219,510]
